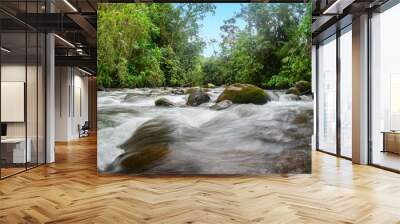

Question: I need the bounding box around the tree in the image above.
[97,3,214,88]
[267,3,312,88]
[97,3,311,89]
[215,3,310,88]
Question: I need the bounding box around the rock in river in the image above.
[171,88,185,95]
[216,83,270,105]
[210,100,233,111]
[186,88,210,106]
[155,98,175,107]
[286,87,301,96]
[106,118,174,173]
[294,80,311,95]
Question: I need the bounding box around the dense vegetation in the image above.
[98,3,311,89]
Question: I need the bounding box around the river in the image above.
[97,87,313,175]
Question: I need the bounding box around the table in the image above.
[381,131,400,154]
[1,138,31,164]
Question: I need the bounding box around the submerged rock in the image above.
[271,149,311,174]
[124,92,152,102]
[118,146,169,172]
[300,95,312,101]
[210,100,233,111]
[106,118,175,173]
[155,98,175,107]
[123,93,137,102]
[216,84,270,105]
[292,108,314,125]
[294,80,311,95]
[171,88,185,95]
[97,115,118,130]
[280,94,301,101]
[286,87,300,96]
[186,88,210,106]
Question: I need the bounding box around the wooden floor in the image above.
[372,150,400,171]
[1,167,26,178]
[1,134,400,224]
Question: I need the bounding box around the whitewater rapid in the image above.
[97,87,313,174]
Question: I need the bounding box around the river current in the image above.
[98,87,313,174]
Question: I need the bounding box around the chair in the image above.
[79,121,90,138]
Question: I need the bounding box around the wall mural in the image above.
[97,3,313,175]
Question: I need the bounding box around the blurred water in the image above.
[97,87,313,174]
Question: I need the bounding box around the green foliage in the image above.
[266,4,312,88]
[266,75,295,89]
[201,57,224,85]
[97,3,311,89]
[98,4,156,88]
[212,3,311,89]
[98,3,215,88]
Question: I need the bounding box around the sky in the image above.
[199,4,246,57]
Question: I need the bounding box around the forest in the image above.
[97,3,311,89]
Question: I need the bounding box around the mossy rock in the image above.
[294,81,311,95]
[155,98,175,107]
[206,83,216,88]
[109,118,174,173]
[216,83,270,105]
[286,87,301,96]
[187,88,210,106]
[119,146,169,172]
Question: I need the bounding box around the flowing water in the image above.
[98,87,313,174]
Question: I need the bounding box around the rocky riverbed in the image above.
[98,86,313,175]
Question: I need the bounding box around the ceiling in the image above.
[311,0,390,43]
[0,0,97,74]
[1,0,311,75]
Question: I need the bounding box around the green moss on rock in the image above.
[294,80,311,95]
[286,87,301,96]
[216,84,270,105]
[119,146,169,171]
[206,83,216,88]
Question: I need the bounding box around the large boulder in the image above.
[210,100,233,111]
[216,84,270,105]
[286,87,300,96]
[294,80,311,95]
[118,146,169,172]
[106,118,174,173]
[186,88,210,106]
[155,98,175,107]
